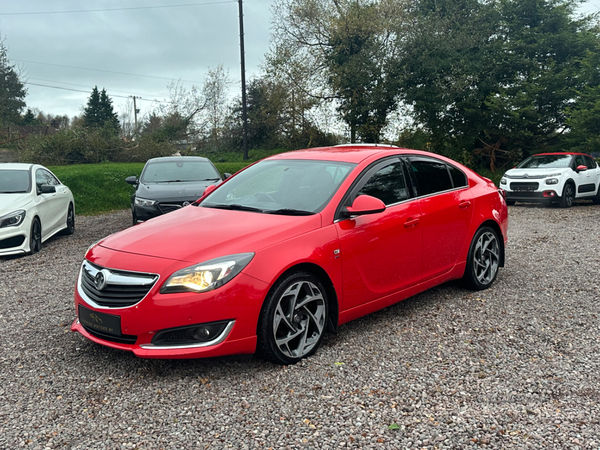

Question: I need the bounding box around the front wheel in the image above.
[506,200,516,206]
[462,226,500,290]
[29,218,42,255]
[592,185,600,205]
[559,182,574,208]
[61,204,75,235]
[257,271,328,365]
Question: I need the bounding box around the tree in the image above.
[83,86,120,132]
[0,37,26,125]
[201,65,231,149]
[269,0,406,143]
[399,0,600,168]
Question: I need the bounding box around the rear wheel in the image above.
[462,226,500,290]
[257,271,328,365]
[29,219,42,255]
[559,182,574,208]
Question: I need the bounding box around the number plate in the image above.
[78,305,122,337]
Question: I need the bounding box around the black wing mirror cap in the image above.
[39,184,56,194]
[125,176,138,185]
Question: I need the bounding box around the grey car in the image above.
[126,156,226,224]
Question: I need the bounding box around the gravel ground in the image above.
[1,204,599,450]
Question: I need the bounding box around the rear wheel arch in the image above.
[475,220,505,268]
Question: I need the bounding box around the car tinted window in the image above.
[141,160,221,183]
[0,170,30,193]
[517,155,572,169]
[358,161,409,205]
[585,156,597,169]
[448,164,468,188]
[202,159,355,213]
[408,158,453,196]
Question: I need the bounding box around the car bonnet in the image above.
[96,205,323,263]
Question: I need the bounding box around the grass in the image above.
[49,157,505,216]
[50,161,251,216]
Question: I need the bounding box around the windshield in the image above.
[140,160,221,183]
[0,170,31,193]
[517,155,572,169]
[200,159,356,214]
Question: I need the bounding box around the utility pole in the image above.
[238,0,249,160]
[131,96,140,132]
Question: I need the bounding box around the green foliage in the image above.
[49,161,248,215]
[83,86,120,133]
[400,0,600,170]
[325,1,400,142]
[0,37,26,125]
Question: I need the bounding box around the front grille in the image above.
[508,191,544,198]
[158,203,183,214]
[79,261,158,308]
[510,182,539,192]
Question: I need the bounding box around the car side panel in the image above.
[419,188,474,282]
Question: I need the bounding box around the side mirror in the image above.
[202,185,218,197]
[342,194,386,217]
[223,173,232,180]
[38,184,56,194]
[125,176,138,185]
[576,165,588,173]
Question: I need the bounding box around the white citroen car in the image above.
[0,163,75,256]
[501,153,600,207]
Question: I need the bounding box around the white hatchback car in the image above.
[0,163,75,256]
[501,153,600,207]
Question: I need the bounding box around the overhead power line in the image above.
[14,59,205,85]
[25,82,169,104]
[0,1,236,16]
[28,76,163,99]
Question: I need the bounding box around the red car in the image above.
[72,145,508,364]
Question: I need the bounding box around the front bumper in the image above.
[71,254,269,359]
[505,190,559,203]
[0,219,31,256]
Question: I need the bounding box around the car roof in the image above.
[0,163,35,170]
[533,152,591,157]
[146,156,211,163]
[266,144,437,164]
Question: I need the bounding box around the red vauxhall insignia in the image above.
[72,145,508,364]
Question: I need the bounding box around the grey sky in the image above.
[1,0,599,121]
[1,0,273,119]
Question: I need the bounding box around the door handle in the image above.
[404,217,419,228]
[459,200,472,209]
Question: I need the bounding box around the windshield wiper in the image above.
[205,203,264,213]
[266,208,314,216]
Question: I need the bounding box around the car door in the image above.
[584,156,600,196]
[573,154,596,197]
[35,168,63,238]
[406,156,474,282]
[335,158,422,312]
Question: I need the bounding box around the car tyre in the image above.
[462,226,500,290]
[132,207,138,225]
[559,182,574,208]
[61,204,75,235]
[506,200,516,206]
[29,218,42,255]
[257,271,328,365]
[592,186,600,205]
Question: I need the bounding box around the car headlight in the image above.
[134,197,157,207]
[0,210,26,228]
[500,178,507,185]
[545,178,559,185]
[160,253,254,294]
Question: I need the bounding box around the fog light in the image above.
[543,191,556,198]
[151,320,231,346]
